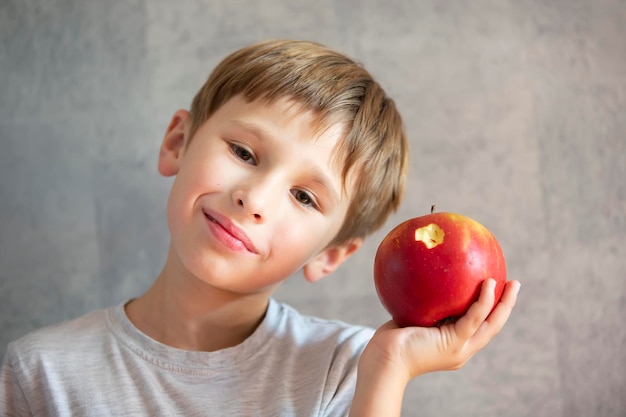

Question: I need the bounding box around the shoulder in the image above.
[268,299,375,354]
[260,300,375,414]
[5,306,113,367]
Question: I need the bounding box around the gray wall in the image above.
[1,1,624,416]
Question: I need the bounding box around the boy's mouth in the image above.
[202,208,259,254]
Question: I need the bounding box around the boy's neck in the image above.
[125,265,270,352]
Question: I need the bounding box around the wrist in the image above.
[357,349,412,386]
[358,334,414,384]
[350,356,410,417]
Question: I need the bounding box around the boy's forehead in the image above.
[274,98,354,194]
[266,96,353,179]
[224,95,351,165]
[255,95,346,138]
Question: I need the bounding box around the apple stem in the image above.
[431,204,436,214]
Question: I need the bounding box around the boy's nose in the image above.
[232,176,279,223]
[236,197,262,221]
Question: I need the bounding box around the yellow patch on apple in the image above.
[414,223,445,249]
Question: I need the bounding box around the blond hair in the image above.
[189,39,408,245]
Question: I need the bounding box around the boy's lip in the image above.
[202,208,259,254]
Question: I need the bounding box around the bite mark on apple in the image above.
[414,223,444,249]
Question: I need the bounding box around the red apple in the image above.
[373,210,506,327]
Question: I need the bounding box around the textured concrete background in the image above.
[1,1,625,416]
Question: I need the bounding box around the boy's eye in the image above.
[231,144,256,164]
[292,189,317,209]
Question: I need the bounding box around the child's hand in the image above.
[361,278,521,382]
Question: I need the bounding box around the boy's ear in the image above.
[158,109,191,177]
[302,238,363,283]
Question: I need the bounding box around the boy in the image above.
[0,39,520,416]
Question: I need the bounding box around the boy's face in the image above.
[159,95,359,296]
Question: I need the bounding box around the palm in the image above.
[365,279,520,378]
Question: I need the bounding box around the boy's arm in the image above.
[349,278,521,417]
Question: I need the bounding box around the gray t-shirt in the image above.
[1,298,374,416]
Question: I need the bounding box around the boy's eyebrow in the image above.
[229,120,268,142]
[229,119,342,206]
[308,166,341,207]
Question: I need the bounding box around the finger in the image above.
[469,280,521,350]
[484,280,520,330]
[454,278,497,341]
